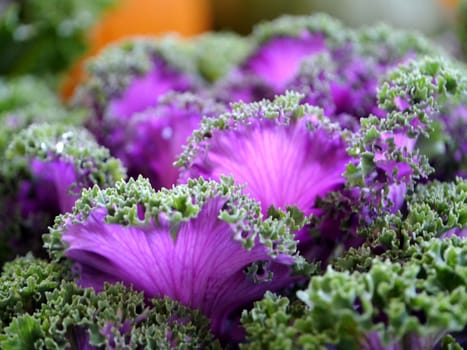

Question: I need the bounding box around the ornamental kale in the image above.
[1,12,466,350]
[176,93,351,261]
[214,14,436,123]
[114,92,226,190]
[177,92,427,265]
[0,255,71,331]
[73,37,202,155]
[0,282,220,349]
[213,14,347,104]
[45,176,304,339]
[287,21,438,125]
[0,123,125,264]
[380,56,467,180]
[334,178,467,272]
[177,93,350,219]
[242,237,467,350]
[0,76,84,264]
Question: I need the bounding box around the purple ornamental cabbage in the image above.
[45,176,303,338]
[176,93,356,263]
[213,15,436,130]
[0,123,126,263]
[73,38,202,155]
[288,52,385,129]
[17,159,77,217]
[428,103,467,179]
[177,93,351,225]
[213,14,345,104]
[118,92,226,190]
[444,105,467,178]
[239,34,326,93]
[212,33,327,104]
[107,56,196,120]
[177,93,428,264]
[377,57,467,181]
[285,25,436,126]
[328,23,435,118]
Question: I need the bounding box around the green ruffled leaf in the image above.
[334,178,467,271]
[243,237,467,350]
[0,282,221,350]
[191,32,252,82]
[0,255,71,331]
[252,13,349,48]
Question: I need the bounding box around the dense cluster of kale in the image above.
[0,14,466,349]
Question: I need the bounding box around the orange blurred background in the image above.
[61,0,212,98]
[60,0,460,99]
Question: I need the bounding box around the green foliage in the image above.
[0,0,114,76]
[457,0,467,58]
[242,237,467,350]
[0,255,71,331]
[0,76,57,113]
[0,282,221,349]
[335,178,467,271]
[378,56,466,136]
[0,76,84,156]
[252,13,349,47]
[408,178,467,232]
[241,292,327,350]
[355,23,439,63]
[191,32,252,82]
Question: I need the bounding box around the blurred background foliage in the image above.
[0,0,466,97]
[212,0,450,34]
[0,0,115,77]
